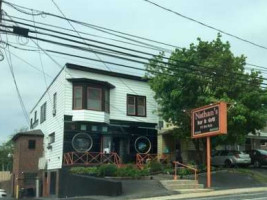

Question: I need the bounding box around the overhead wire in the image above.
[1,13,267,78]
[1,0,177,51]
[3,14,156,123]
[142,0,267,51]
[4,15,267,73]
[1,14,267,87]
[2,4,267,73]
[2,3,267,90]
[50,0,159,109]
[2,29,267,92]
[0,21,263,85]
[3,36,30,125]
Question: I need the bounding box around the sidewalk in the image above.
[136,187,267,200]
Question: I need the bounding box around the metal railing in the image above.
[136,153,171,168]
[173,161,198,182]
[63,152,121,166]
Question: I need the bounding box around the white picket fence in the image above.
[0,171,11,182]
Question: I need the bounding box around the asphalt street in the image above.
[187,191,267,200]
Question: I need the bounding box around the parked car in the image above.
[0,189,7,198]
[247,149,267,168]
[211,150,251,167]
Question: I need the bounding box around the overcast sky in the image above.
[1,0,267,143]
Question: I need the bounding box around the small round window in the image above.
[72,133,93,153]
[135,136,151,154]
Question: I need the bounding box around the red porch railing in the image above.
[136,153,171,169]
[63,152,122,166]
[173,161,198,184]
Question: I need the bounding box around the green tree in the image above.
[146,34,267,160]
[0,140,14,171]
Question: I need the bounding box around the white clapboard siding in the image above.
[29,69,66,170]
[30,65,159,171]
[72,110,110,123]
[64,68,159,124]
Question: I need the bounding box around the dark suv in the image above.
[247,149,267,168]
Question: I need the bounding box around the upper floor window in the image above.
[53,92,57,116]
[48,132,55,144]
[40,102,47,123]
[127,95,146,117]
[87,87,102,111]
[34,111,37,122]
[73,84,109,112]
[73,86,83,109]
[28,140,36,150]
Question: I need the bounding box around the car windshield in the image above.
[258,149,267,155]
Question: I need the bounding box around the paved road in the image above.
[187,191,267,200]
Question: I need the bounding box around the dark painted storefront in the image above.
[63,116,157,163]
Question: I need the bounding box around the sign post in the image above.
[207,136,211,188]
[191,102,227,188]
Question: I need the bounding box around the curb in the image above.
[135,187,267,200]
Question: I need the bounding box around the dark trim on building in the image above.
[64,115,73,122]
[67,78,115,89]
[12,130,44,142]
[110,119,157,128]
[66,63,148,82]
[126,94,147,117]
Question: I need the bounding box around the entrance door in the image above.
[112,137,120,153]
[50,172,57,196]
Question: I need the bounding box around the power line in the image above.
[2,1,178,51]
[3,35,267,91]
[2,24,155,124]
[50,0,158,109]
[7,15,171,53]
[3,14,267,76]
[0,21,264,85]
[3,43,30,125]
[2,12,267,90]
[2,8,267,73]
[142,0,267,51]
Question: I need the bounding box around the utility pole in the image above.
[0,0,2,23]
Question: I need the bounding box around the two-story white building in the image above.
[29,63,158,196]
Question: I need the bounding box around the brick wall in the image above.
[12,135,43,192]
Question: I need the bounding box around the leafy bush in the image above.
[70,164,151,178]
[148,161,163,173]
[116,164,149,178]
[97,164,118,177]
[70,167,98,175]
[177,168,192,177]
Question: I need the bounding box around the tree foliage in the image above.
[146,34,267,145]
[0,140,14,171]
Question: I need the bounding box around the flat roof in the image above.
[12,129,44,141]
[66,63,148,82]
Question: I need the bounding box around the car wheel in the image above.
[254,160,261,168]
[225,160,232,168]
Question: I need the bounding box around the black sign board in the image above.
[193,105,219,135]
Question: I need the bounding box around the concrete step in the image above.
[160,179,208,191]
[165,183,204,190]
[161,179,198,185]
[174,188,214,194]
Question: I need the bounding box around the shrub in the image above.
[69,167,98,175]
[97,164,118,177]
[148,161,163,173]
